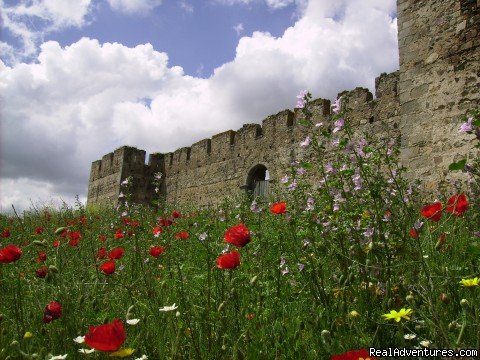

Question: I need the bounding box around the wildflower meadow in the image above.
[1,94,479,360]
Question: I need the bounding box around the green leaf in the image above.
[300,162,313,170]
[472,119,480,127]
[448,159,466,171]
[467,242,480,256]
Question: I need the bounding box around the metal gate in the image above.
[253,180,269,198]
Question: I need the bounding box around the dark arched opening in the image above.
[246,164,270,198]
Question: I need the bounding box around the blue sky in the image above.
[0,0,399,213]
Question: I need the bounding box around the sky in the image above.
[0,0,399,213]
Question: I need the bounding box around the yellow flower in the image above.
[348,310,360,318]
[459,277,479,287]
[109,348,135,358]
[382,308,413,322]
[23,331,33,339]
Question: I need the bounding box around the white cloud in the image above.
[0,0,93,60]
[180,1,193,13]
[106,0,163,14]
[214,0,306,11]
[0,0,398,213]
[233,23,244,35]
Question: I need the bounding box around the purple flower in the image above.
[325,162,335,173]
[459,116,473,133]
[281,175,289,184]
[296,90,308,109]
[250,200,262,213]
[300,136,311,147]
[305,197,314,211]
[288,179,298,192]
[297,167,306,175]
[332,138,340,146]
[298,263,305,272]
[332,97,342,114]
[332,118,345,133]
[352,172,362,191]
[363,228,374,238]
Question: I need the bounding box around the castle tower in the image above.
[397,0,479,190]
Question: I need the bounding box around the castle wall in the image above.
[397,0,479,191]
[86,0,479,209]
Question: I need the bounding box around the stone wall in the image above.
[86,0,479,209]
[397,0,479,191]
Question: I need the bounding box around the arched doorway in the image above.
[246,164,270,198]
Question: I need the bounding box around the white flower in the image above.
[78,348,95,354]
[404,333,416,340]
[135,356,148,360]
[49,355,68,360]
[127,318,140,325]
[419,340,431,347]
[73,336,85,344]
[159,303,178,312]
[199,232,208,241]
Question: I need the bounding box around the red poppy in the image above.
[114,229,124,239]
[270,201,287,215]
[43,301,62,323]
[152,226,163,236]
[409,228,418,239]
[35,227,45,235]
[175,231,189,240]
[79,215,87,225]
[84,319,126,352]
[97,247,106,260]
[108,247,125,260]
[420,202,442,222]
[1,228,10,238]
[224,223,251,247]
[98,234,107,242]
[446,193,468,216]
[159,217,173,227]
[69,230,82,241]
[172,211,181,219]
[100,260,116,275]
[35,266,48,278]
[53,239,60,247]
[36,250,47,263]
[216,251,241,269]
[69,238,80,247]
[330,348,376,360]
[150,246,165,257]
[122,217,132,225]
[0,244,22,263]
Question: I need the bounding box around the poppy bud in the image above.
[435,233,446,251]
[54,227,68,235]
[10,340,19,347]
[48,265,58,273]
[448,320,460,330]
[320,330,331,344]
[217,301,226,312]
[406,294,414,303]
[460,298,469,308]
[250,275,258,285]
[32,240,46,247]
[439,293,450,304]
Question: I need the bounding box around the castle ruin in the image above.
[87,0,479,208]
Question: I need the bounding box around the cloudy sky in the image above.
[0,0,399,213]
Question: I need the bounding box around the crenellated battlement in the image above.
[87,0,480,208]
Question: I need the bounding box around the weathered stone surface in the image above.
[87,0,480,209]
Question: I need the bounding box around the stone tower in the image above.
[397,0,479,189]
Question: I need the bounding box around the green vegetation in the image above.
[0,98,478,360]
